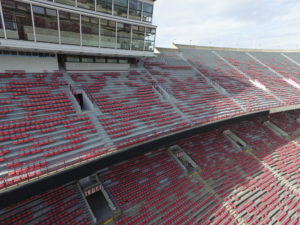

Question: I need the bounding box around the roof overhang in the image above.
[0,39,155,58]
[173,43,300,53]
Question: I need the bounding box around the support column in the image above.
[30,3,37,42]
[0,0,7,40]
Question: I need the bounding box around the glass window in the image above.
[142,2,153,22]
[77,0,95,11]
[82,16,99,47]
[114,0,128,18]
[145,27,155,51]
[119,59,128,64]
[0,50,17,55]
[0,14,4,38]
[38,52,46,57]
[59,11,80,45]
[66,56,80,62]
[96,0,112,14]
[81,57,94,63]
[2,1,34,41]
[129,0,142,20]
[55,0,75,6]
[95,57,106,63]
[33,6,59,43]
[132,25,144,51]
[100,19,116,48]
[117,22,131,50]
[107,58,117,63]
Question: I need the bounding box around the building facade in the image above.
[0,0,156,57]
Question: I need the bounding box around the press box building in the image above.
[0,0,156,72]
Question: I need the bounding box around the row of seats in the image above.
[2,49,300,193]
[98,111,300,224]
[250,52,300,83]
[70,71,191,147]
[0,72,63,81]
[0,183,93,225]
[0,73,110,190]
[66,49,300,177]
[269,112,300,137]
[1,109,300,224]
[145,53,245,125]
[0,73,71,121]
[217,51,300,105]
[182,49,282,111]
[100,149,233,225]
[0,113,106,189]
[67,49,300,161]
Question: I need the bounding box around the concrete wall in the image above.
[82,91,94,111]
[269,104,300,114]
[66,62,130,71]
[0,55,58,72]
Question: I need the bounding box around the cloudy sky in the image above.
[153,0,300,49]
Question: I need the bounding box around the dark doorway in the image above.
[86,191,113,224]
[75,93,84,110]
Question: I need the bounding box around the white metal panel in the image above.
[0,55,59,72]
[0,38,155,57]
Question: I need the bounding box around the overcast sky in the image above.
[153,0,300,49]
